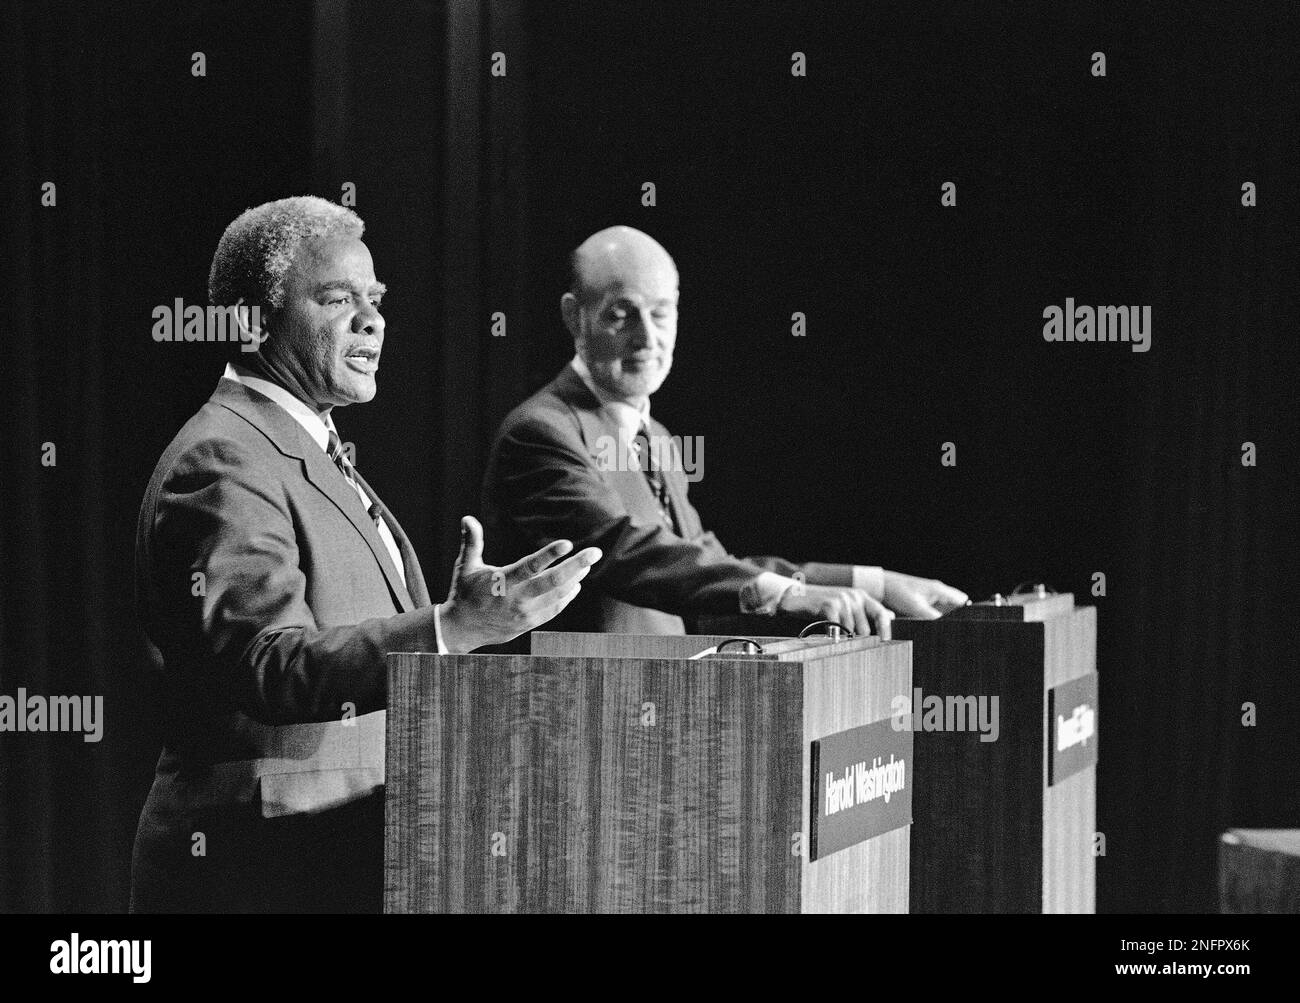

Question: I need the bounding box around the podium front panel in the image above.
[386,637,911,913]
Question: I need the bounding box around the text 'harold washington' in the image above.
[824,755,906,817]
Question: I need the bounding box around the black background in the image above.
[2,0,1297,913]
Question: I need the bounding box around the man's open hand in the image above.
[437,515,602,652]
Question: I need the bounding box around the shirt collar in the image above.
[222,362,337,452]
[569,354,650,437]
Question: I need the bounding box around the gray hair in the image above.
[208,196,364,309]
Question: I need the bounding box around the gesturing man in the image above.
[482,225,964,639]
[131,197,599,913]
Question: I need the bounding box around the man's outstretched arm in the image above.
[148,436,599,725]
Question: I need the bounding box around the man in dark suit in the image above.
[482,226,965,638]
[132,196,599,912]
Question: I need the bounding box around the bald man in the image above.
[481,226,966,638]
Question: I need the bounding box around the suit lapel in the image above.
[552,365,611,455]
[553,365,679,530]
[211,378,415,614]
[396,532,431,607]
[351,467,430,608]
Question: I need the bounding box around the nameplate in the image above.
[809,718,913,862]
[1048,673,1098,785]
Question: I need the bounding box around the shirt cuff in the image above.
[432,602,448,655]
[739,572,801,616]
[852,565,885,600]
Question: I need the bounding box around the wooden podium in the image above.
[700,591,1098,913]
[893,592,1098,913]
[384,632,912,913]
[1219,829,1300,913]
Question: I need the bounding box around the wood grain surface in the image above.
[530,632,791,659]
[386,651,805,912]
[1041,605,1097,913]
[800,640,912,913]
[894,601,1097,913]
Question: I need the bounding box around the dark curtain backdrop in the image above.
[2,0,1295,913]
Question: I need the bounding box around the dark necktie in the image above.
[633,423,678,533]
[327,429,383,531]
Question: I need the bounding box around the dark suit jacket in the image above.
[131,377,434,912]
[482,363,853,634]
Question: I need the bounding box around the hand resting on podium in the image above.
[776,572,968,639]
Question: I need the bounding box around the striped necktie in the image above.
[326,429,382,530]
[632,423,677,533]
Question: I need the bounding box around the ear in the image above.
[560,292,581,342]
[233,299,270,355]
